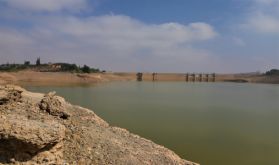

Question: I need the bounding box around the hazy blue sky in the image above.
[0,0,278,73]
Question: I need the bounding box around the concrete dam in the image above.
[136,73,216,82]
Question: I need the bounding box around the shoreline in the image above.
[0,71,278,86]
[0,84,198,164]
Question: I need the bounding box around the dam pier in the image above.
[136,73,216,82]
[184,73,216,82]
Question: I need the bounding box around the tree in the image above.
[24,61,30,65]
[59,63,79,72]
[81,65,90,73]
[91,68,100,73]
[266,69,279,76]
[36,58,41,66]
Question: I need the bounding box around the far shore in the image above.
[0,71,278,86]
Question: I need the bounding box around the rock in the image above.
[0,114,65,164]
[39,92,71,119]
[0,90,9,105]
[0,114,65,150]
[0,86,22,105]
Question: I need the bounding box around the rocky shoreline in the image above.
[0,85,198,165]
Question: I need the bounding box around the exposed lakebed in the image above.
[26,82,279,165]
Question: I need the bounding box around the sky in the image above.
[0,0,278,73]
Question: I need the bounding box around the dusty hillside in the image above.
[0,85,198,165]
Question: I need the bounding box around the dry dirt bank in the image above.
[0,85,198,165]
[0,71,135,86]
[0,71,277,86]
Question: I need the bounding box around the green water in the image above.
[26,82,279,165]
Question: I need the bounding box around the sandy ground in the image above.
[0,71,278,86]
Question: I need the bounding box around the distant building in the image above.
[50,63,62,69]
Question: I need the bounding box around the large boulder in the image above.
[0,114,65,164]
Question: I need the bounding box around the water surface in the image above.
[26,82,279,165]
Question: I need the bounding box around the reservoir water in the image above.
[26,82,279,165]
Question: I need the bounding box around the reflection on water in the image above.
[26,82,279,165]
